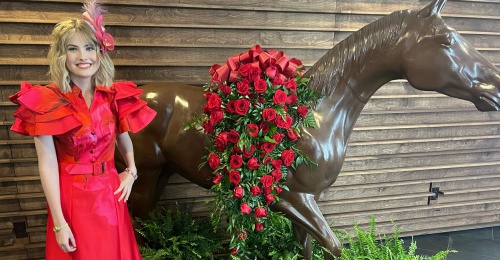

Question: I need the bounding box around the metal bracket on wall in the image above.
[430,187,444,200]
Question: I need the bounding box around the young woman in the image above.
[9,1,156,259]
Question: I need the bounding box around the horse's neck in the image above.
[310,54,401,151]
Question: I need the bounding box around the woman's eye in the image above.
[67,47,77,52]
[86,46,95,51]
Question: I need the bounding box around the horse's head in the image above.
[400,0,500,111]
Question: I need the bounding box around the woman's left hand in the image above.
[114,169,136,202]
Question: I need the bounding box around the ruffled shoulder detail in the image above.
[111,81,156,133]
[9,82,82,136]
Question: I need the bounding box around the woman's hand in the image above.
[56,226,76,253]
[114,169,136,202]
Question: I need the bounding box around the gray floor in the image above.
[402,226,500,259]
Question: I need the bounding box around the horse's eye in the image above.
[435,32,455,46]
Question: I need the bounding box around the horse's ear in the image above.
[418,0,447,18]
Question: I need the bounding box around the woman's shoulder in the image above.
[109,81,143,99]
[9,82,82,136]
[10,82,70,112]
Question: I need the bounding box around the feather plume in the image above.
[82,0,107,21]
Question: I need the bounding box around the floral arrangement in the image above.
[193,45,322,255]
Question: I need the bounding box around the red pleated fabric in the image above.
[9,81,156,260]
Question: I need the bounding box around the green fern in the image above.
[334,216,457,260]
[136,207,224,260]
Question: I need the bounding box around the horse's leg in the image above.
[273,192,342,259]
[292,223,313,259]
[129,166,164,221]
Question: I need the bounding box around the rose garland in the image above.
[193,45,322,256]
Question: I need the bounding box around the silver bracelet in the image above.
[125,168,138,180]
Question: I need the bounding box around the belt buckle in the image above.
[92,162,105,175]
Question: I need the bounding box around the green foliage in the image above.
[136,207,224,260]
[136,207,456,260]
[334,216,457,260]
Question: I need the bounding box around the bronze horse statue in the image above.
[120,0,500,258]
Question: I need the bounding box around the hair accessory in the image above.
[82,0,115,55]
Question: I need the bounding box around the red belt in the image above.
[59,160,115,175]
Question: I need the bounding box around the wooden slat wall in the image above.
[1,0,499,258]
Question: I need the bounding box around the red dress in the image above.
[10,81,157,260]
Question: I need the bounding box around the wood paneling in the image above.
[1,0,499,258]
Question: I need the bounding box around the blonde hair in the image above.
[47,18,115,93]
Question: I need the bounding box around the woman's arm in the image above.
[34,135,76,252]
[114,132,136,202]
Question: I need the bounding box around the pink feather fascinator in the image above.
[82,0,115,55]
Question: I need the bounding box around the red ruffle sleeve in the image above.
[9,82,82,136]
[112,81,156,134]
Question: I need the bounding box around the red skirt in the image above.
[45,166,142,260]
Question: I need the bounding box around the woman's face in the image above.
[65,32,100,84]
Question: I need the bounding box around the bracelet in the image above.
[125,168,138,180]
[53,223,68,233]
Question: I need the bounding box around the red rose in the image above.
[233,186,244,199]
[227,129,240,143]
[238,230,248,240]
[285,79,297,92]
[272,90,287,105]
[220,84,232,95]
[254,79,267,94]
[209,110,224,124]
[215,132,228,150]
[234,99,250,115]
[286,94,298,105]
[229,154,243,169]
[257,97,265,104]
[260,175,274,188]
[226,100,236,113]
[265,194,275,205]
[265,66,278,79]
[281,149,295,166]
[242,144,256,158]
[287,128,299,141]
[207,93,222,110]
[255,222,264,231]
[297,106,309,118]
[259,121,270,134]
[229,170,241,185]
[260,142,276,153]
[246,123,259,138]
[271,169,283,182]
[254,207,268,218]
[204,91,214,101]
[247,158,260,170]
[263,186,272,195]
[207,152,220,170]
[231,247,238,255]
[250,185,262,196]
[262,108,277,122]
[262,156,272,165]
[234,143,242,154]
[240,202,252,214]
[249,67,261,82]
[212,173,223,184]
[239,63,252,77]
[271,159,282,169]
[203,121,214,134]
[272,77,283,86]
[237,81,250,96]
[272,132,285,143]
[275,186,283,194]
[275,114,293,129]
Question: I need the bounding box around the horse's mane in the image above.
[305,10,410,98]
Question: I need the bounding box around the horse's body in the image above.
[122,0,500,258]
